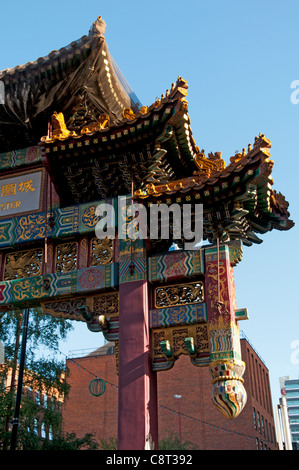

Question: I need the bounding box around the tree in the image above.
[158,433,199,450]
[97,434,199,450]
[37,432,99,450]
[0,307,73,450]
[99,436,118,450]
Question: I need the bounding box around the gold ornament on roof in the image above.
[52,112,76,140]
[230,148,247,164]
[122,108,136,120]
[229,134,271,164]
[81,114,110,134]
[177,87,188,97]
[253,133,271,149]
[194,150,226,178]
[41,111,77,142]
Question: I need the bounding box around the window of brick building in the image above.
[253,407,257,429]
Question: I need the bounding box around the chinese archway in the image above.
[0,17,294,450]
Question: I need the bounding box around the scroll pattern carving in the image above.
[55,242,77,273]
[90,237,113,266]
[93,292,119,317]
[154,281,204,308]
[152,324,209,358]
[4,248,43,280]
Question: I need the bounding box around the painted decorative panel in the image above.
[79,198,117,235]
[46,271,78,297]
[0,197,118,249]
[0,219,14,247]
[0,146,42,171]
[118,238,145,260]
[148,249,204,283]
[0,274,50,309]
[0,264,118,311]
[119,257,147,283]
[15,212,49,243]
[204,244,242,362]
[208,322,241,361]
[52,205,79,238]
[77,265,118,293]
[150,303,207,329]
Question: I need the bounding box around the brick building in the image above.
[62,336,277,450]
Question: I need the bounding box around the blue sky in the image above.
[1,0,299,419]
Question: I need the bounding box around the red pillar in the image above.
[117,240,158,450]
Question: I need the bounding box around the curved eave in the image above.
[40,76,196,158]
[39,78,199,204]
[135,140,294,243]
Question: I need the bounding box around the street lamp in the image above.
[174,394,182,443]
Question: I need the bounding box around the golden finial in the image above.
[41,111,77,142]
[122,108,136,120]
[140,106,148,115]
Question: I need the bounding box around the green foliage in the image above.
[99,436,118,450]
[158,433,199,450]
[0,307,72,361]
[97,433,199,450]
[0,307,74,450]
[39,432,99,450]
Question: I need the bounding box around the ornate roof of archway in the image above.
[0,16,141,153]
[0,16,294,246]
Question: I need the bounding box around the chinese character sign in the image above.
[0,170,43,217]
